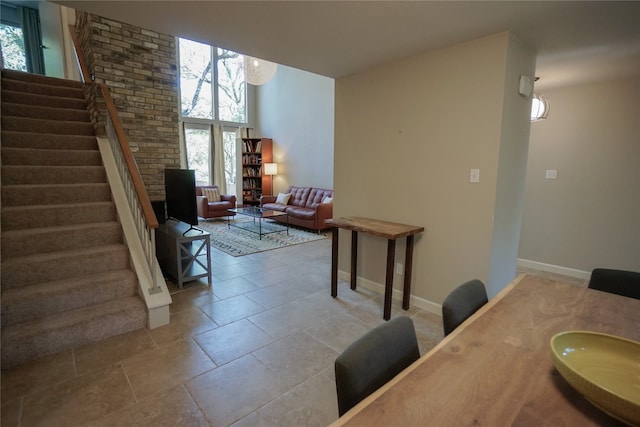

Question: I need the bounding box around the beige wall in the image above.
[335,32,536,304]
[519,75,640,273]
[256,65,335,193]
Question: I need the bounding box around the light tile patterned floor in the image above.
[1,236,444,426]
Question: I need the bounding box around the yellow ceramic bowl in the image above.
[550,331,640,426]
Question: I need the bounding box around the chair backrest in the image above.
[442,279,488,336]
[588,268,640,299]
[195,185,219,197]
[334,316,420,416]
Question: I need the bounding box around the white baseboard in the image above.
[337,271,441,315]
[517,259,591,280]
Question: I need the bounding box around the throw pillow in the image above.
[202,187,221,202]
[276,192,291,205]
[322,196,333,204]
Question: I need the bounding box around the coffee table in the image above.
[227,206,288,240]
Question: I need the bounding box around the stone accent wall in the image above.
[75,12,179,199]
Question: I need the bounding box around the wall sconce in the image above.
[263,162,278,196]
[245,56,277,85]
[531,93,550,122]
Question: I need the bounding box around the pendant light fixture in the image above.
[244,56,277,85]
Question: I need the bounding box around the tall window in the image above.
[183,125,211,186]
[179,37,247,192]
[0,23,27,71]
[0,4,44,74]
[179,38,247,123]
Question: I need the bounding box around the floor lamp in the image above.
[264,163,278,196]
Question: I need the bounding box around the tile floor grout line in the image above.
[179,382,212,426]
[71,349,78,378]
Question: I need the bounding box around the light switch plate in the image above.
[470,168,480,183]
[545,169,558,179]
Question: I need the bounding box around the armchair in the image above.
[195,185,236,219]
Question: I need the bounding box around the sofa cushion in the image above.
[306,188,333,208]
[202,187,220,202]
[288,187,311,207]
[262,202,287,212]
[322,196,333,204]
[276,192,291,205]
[286,206,316,220]
[208,200,232,210]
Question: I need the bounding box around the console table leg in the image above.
[384,239,396,320]
[351,231,358,290]
[403,235,415,310]
[331,227,338,297]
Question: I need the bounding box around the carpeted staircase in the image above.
[1,69,147,369]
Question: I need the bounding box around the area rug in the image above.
[197,218,328,256]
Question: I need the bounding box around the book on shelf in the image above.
[242,138,263,154]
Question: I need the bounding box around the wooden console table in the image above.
[326,217,424,320]
[155,220,211,289]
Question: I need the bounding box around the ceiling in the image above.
[54,1,640,90]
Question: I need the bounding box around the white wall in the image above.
[38,1,65,78]
[487,35,536,297]
[519,75,640,273]
[256,64,335,193]
[334,32,536,305]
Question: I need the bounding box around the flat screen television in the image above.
[164,168,199,228]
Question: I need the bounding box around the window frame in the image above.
[177,37,250,127]
[177,37,253,191]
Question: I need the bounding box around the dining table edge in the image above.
[327,273,527,426]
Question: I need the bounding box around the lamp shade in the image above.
[264,163,278,176]
[245,56,277,85]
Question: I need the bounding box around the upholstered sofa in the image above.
[260,186,333,232]
[196,185,236,219]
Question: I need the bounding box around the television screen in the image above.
[164,169,198,226]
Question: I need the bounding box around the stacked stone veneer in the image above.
[75,12,179,199]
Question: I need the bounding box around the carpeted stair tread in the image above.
[1,269,138,327]
[1,69,85,88]
[1,201,118,230]
[1,131,98,150]
[1,89,88,110]
[1,116,94,135]
[2,221,123,258]
[1,296,147,368]
[0,69,148,369]
[2,182,112,206]
[1,244,130,289]
[1,147,102,166]
[0,77,85,99]
[2,165,107,185]
[1,102,90,122]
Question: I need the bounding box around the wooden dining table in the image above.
[329,274,640,426]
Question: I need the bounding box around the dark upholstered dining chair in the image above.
[334,316,420,416]
[442,279,488,336]
[588,268,640,300]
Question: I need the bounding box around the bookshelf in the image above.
[241,137,272,206]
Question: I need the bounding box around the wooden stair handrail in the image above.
[67,25,92,83]
[68,25,158,230]
[100,86,159,229]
